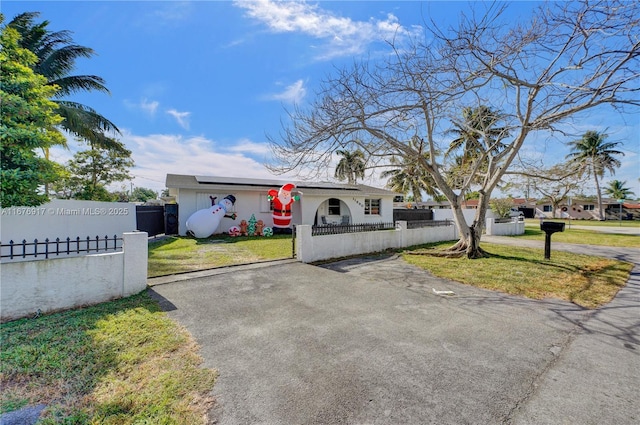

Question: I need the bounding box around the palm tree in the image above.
[604,180,635,200]
[446,106,507,165]
[445,106,508,194]
[334,149,366,185]
[566,131,624,220]
[381,137,439,202]
[8,12,125,154]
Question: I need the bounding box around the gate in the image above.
[292,225,296,258]
[393,209,434,222]
[136,204,179,237]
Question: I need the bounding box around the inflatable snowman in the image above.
[186,194,236,238]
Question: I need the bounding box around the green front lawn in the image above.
[524,219,639,228]
[404,242,633,309]
[148,234,293,277]
[516,226,639,248]
[0,293,216,424]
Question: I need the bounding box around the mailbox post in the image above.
[540,221,565,260]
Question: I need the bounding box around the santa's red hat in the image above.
[280,183,295,192]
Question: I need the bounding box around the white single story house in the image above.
[165,174,399,236]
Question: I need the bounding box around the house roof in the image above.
[165,174,399,197]
[623,202,640,209]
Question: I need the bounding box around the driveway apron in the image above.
[483,236,640,425]
[148,239,639,425]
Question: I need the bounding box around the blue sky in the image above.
[3,1,639,197]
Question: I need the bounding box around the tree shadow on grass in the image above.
[481,250,580,273]
[0,293,162,421]
[456,271,640,350]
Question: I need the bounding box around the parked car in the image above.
[509,208,525,218]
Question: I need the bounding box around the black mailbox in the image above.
[540,221,565,234]
[540,221,565,260]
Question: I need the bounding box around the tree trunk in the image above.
[466,225,484,259]
[445,196,487,259]
[594,172,604,220]
[444,222,485,258]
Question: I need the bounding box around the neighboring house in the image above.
[536,198,638,220]
[392,195,639,221]
[605,200,640,220]
[165,174,399,236]
[392,200,474,210]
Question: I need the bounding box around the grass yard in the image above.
[403,242,633,309]
[516,226,639,248]
[148,234,293,277]
[0,293,216,424]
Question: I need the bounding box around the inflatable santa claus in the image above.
[267,183,300,233]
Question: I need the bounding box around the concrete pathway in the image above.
[148,237,639,424]
[483,236,640,425]
[527,222,640,236]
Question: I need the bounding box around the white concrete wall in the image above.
[485,218,526,236]
[176,188,277,236]
[301,194,395,226]
[296,221,457,263]
[0,232,148,322]
[176,188,396,236]
[0,199,137,245]
[432,208,478,225]
[400,222,458,248]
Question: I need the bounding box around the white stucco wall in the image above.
[0,232,148,322]
[175,188,396,236]
[400,223,458,248]
[485,218,526,236]
[296,221,458,263]
[0,199,137,245]
[301,195,394,226]
[175,188,278,236]
[432,208,478,225]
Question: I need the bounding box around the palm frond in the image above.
[39,45,97,81]
[50,75,109,97]
[56,101,120,135]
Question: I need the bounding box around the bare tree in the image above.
[268,1,640,258]
[508,163,587,218]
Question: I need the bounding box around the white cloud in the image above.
[266,79,307,104]
[234,0,421,60]
[151,1,193,25]
[140,99,159,116]
[124,98,160,116]
[120,131,297,192]
[225,138,272,155]
[166,109,191,130]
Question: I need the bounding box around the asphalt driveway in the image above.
[148,241,639,425]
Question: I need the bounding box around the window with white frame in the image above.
[364,198,381,215]
[583,204,594,210]
[260,195,274,213]
[543,205,553,212]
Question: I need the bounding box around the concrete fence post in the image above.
[295,225,313,263]
[486,218,495,236]
[122,231,148,296]
[396,220,407,248]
